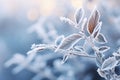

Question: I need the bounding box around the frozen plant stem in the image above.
[29,44,96,58]
[27,8,109,79]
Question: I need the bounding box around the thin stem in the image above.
[29,44,96,59]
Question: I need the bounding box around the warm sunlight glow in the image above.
[71,0,83,8]
[38,0,55,16]
[27,8,39,21]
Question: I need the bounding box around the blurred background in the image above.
[0,0,120,80]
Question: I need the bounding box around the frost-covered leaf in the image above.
[113,48,120,56]
[95,33,107,44]
[101,57,118,70]
[99,46,110,53]
[96,53,103,67]
[97,68,106,78]
[55,35,64,46]
[61,54,69,64]
[55,33,82,52]
[113,52,120,60]
[113,52,120,56]
[92,22,102,38]
[27,46,45,55]
[73,45,84,52]
[88,9,100,34]
[74,8,84,24]
[81,18,87,31]
[60,17,75,26]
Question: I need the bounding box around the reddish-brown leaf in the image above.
[88,9,100,34]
